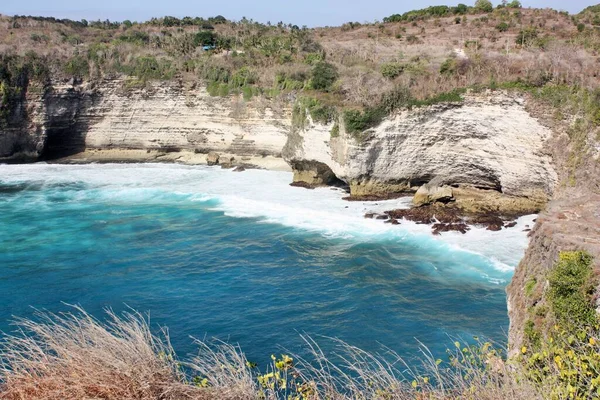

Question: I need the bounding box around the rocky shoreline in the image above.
[365,203,528,235]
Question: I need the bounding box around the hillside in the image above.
[0,4,598,109]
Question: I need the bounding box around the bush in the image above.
[230,67,257,87]
[507,0,522,7]
[292,97,337,130]
[125,56,174,81]
[548,251,597,327]
[474,0,493,13]
[64,54,89,78]
[310,61,338,91]
[440,57,457,75]
[193,30,217,47]
[516,27,538,46]
[380,62,404,79]
[343,108,384,136]
[496,22,509,32]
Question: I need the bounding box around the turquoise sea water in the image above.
[0,164,534,366]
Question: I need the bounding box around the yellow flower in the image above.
[521,346,527,354]
[590,337,597,346]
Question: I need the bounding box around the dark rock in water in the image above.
[391,219,400,225]
[375,214,389,220]
[384,203,522,234]
[432,222,470,235]
[364,213,375,219]
[523,228,532,232]
[386,204,461,225]
[233,166,246,172]
[468,214,511,231]
[505,221,518,228]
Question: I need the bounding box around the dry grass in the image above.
[0,306,547,400]
[0,306,204,400]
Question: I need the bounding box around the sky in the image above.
[1,0,597,27]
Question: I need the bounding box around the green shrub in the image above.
[343,108,384,136]
[292,97,337,131]
[193,31,217,47]
[64,55,89,78]
[311,61,338,91]
[548,251,597,328]
[440,57,457,75]
[496,22,509,32]
[303,52,324,65]
[117,30,150,45]
[507,0,522,8]
[380,62,404,79]
[516,27,538,46]
[201,65,231,84]
[230,66,257,88]
[474,0,493,13]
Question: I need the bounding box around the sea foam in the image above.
[0,163,533,278]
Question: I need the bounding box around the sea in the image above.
[0,163,534,367]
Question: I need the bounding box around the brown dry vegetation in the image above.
[0,306,543,400]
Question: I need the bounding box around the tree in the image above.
[507,0,522,7]
[454,3,469,14]
[194,31,217,47]
[474,0,493,12]
[311,61,338,91]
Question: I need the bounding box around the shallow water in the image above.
[0,163,533,366]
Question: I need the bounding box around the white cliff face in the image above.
[285,92,558,201]
[84,80,291,157]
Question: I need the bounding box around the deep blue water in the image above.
[0,164,528,368]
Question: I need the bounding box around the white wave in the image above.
[0,163,534,277]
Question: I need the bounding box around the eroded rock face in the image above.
[284,92,558,208]
[82,80,290,156]
[0,78,291,163]
[289,160,338,188]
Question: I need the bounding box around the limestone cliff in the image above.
[0,78,291,165]
[284,91,557,212]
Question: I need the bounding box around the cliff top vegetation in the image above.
[1,2,600,105]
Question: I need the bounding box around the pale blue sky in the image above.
[1,0,596,27]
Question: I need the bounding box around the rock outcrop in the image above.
[284,92,557,211]
[413,179,454,207]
